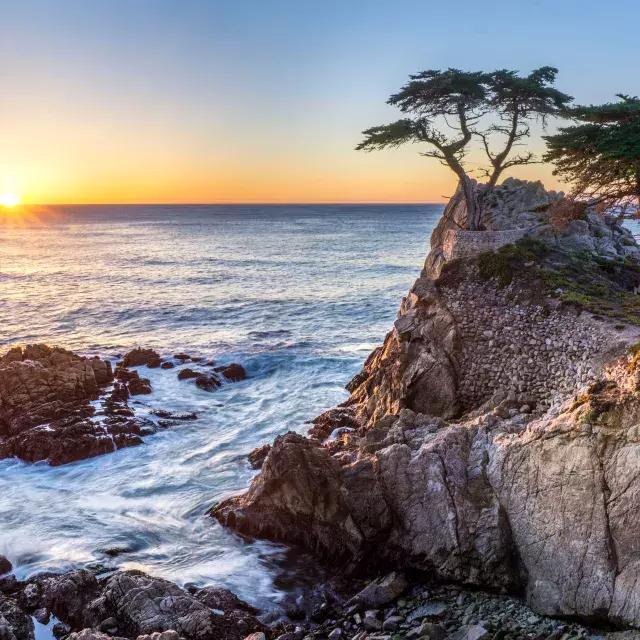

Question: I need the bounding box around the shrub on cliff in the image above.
[356,67,571,229]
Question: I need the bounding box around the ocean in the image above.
[0,204,442,611]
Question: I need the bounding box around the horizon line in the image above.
[19,200,448,207]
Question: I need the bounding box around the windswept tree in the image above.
[544,95,640,216]
[356,67,572,229]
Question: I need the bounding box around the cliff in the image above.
[213,180,640,628]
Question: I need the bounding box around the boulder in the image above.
[195,374,221,392]
[0,345,112,436]
[122,348,161,369]
[0,558,11,577]
[177,368,199,381]
[217,364,247,382]
[247,444,271,469]
[0,594,34,640]
[350,572,408,608]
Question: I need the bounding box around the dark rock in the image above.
[150,409,197,421]
[0,416,143,465]
[308,407,360,441]
[211,432,363,560]
[217,363,247,382]
[195,374,221,392]
[122,348,161,369]
[173,353,191,361]
[0,558,11,577]
[160,361,175,370]
[350,572,407,608]
[0,593,34,640]
[95,570,248,640]
[0,345,112,436]
[127,373,152,395]
[248,444,271,469]
[177,368,200,381]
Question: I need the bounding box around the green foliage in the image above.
[544,95,640,212]
[478,238,640,324]
[357,67,572,228]
[477,237,549,286]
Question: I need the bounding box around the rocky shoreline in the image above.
[4,179,640,639]
[0,345,246,466]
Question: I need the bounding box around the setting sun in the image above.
[0,192,21,207]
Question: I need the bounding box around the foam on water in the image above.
[0,204,442,608]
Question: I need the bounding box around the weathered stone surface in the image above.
[350,572,408,608]
[122,348,161,369]
[0,345,112,435]
[214,180,640,629]
[247,444,271,469]
[217,363,247,382]
[0,558,11,577]
[17,569,261,640]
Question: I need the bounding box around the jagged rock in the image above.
[217,363,247,382]
[247,444,271,469]
[0,594,34,640]
[350,572,408,608]
[213,181,640,629]
[160,361,175,369]
[16,569,260,640]
[0,345,112,435]
[0,559,11,577]
[127,373,152,395]
[122,348,161,369]
[195,374,221,392]
[213,432,365,559]
[177,368,199,380]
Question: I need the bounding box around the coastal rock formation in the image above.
[0,343,246,465]
[213,180,640,629]
[2,568,263,640]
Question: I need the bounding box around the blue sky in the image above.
[1,0,638,203]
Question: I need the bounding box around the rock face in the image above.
[213,180,640,629]
[8,568,263,640]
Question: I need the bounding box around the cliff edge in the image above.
[213,180,640,628]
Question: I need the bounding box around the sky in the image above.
[0,0,638,204]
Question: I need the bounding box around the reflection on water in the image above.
[0,204,442,606]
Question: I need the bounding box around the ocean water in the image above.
[0,204,442,610]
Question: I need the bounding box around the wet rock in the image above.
[211,432,364,559]
[195,374,221,392]
[0,416,143,465]
[350,572,407,608]
[150,409,197,421]
[0,594,34,640]
[95,570,247,640]
[248,444,271,469]
[122,348,161,369]
[177,368,200,380]
[0,345,112,436]
[217,363,247,382]
[127,373,152,395]
[160,361,175,370]
[173,353,191,362]
[0,558,11,577]
[407,601,447,622]
[308,407,360,441]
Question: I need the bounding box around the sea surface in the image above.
[0,204,442,611]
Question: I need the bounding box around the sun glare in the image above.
[0,192,21,208]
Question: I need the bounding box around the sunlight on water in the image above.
[0,204,442,607]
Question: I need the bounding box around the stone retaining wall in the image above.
[442,228,531,261]
[439,265,611,410]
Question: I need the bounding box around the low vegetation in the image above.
[477,238,640,324]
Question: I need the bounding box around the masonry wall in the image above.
[442,228,530,261]
[438,266,610,410]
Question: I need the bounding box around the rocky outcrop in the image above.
[122,348,161,369]
[5,568,263,640]
[213,180,640,629]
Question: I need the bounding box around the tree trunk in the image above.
[461,175,480,230]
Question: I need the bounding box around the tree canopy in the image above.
[357,67,572,229]
[544,94,640,215]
